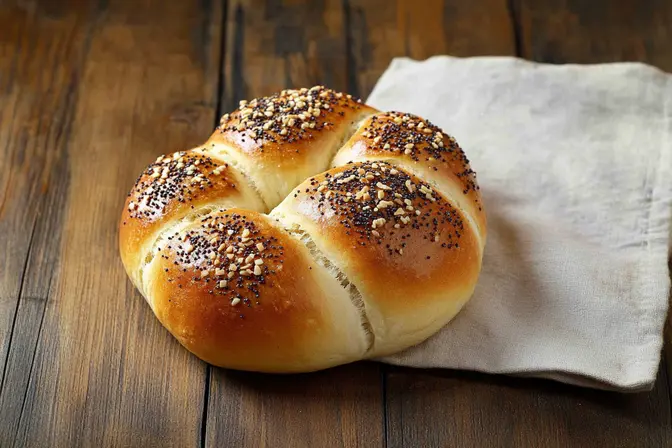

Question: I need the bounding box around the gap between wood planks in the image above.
[0,3,100,440]
[200,1,230,446]
[506,0,523,57]
[0,222,36,396]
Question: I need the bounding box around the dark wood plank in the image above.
[515,0,672,71]
[207,363,384,447]
[346,0,516,98]
[2,1,224,446]
[206,1,385,446]
[0,1,97,442]
[386,367,672,448]
[223,0,352,110]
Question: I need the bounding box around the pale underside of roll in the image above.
[119,86,486,373]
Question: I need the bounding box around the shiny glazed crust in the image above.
[332,111,486,241]
[119,148,265,292]
[146,209,367,372]
[119,86,486,372]
[272,161,481,356]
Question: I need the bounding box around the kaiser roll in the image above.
[119,86,486,373]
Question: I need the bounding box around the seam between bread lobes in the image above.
[119,85,486,373]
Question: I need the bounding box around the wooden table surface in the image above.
[1,0,671,446]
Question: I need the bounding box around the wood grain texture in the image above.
[223,0,352,110]
[207,363,384,448]
[386,367,672,448]
[515,0,672,71]
[206,1,385,446]
[2,1,223,446]
[346,0,516,96]
[0,1,97,442]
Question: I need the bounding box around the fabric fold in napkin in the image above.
[368,56,672,392]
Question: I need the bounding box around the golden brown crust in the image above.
[210,86,376,163]
[147,208,367,372]
[332,112,486,240]
[119,149,265,285]
[272,161,482,355]
[204,86,378,207]
[118,85,486,371]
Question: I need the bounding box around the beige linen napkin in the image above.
[368,56,672,391]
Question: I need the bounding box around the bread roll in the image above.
[119,86,486,372]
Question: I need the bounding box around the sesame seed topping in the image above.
[216,86,365,151]
[296,161,465,256]
[160,211,287,309]
[355,112,480,197]
[126,151,234,222]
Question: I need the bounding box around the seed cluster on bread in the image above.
[126,152,235,221]
[165,212,279,301]
[217,86,364,145]
[291,161,465,255]
[359,112,480,196]
[120,86,486,372]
